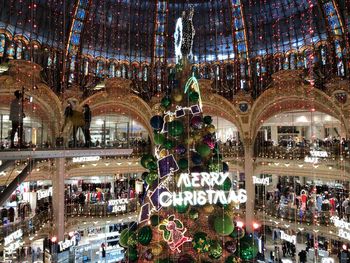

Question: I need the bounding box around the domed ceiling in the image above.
[0,0,348,63]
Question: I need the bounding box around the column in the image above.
[52,157,65,241]
[244,144,255,233]
[271,126,278,145]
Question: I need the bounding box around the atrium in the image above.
[0,0,349,262]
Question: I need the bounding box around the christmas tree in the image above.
[120,7,259,262]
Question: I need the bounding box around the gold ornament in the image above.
[151,243,163,256]
[193,133,202,141]
[172,92,183,102]
[203,204,214,214]
[206,125,216,133]
[159,149,168,158]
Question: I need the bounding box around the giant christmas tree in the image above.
[119,7,258,263]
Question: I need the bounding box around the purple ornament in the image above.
[143,249,153,261]
[203,137,215,149]
[175,144,187,155]
[225,240,237,253]
[190,116,203,129]
[191,166,203,173]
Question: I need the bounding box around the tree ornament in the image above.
[239,235,259,260]
[214,214,234,236]
[189,208,199,220]
[178,158,188,169]
[206,124,216,133]
[145,172,158,185]
[196,143,211,157]
[230,226,245,239]
[164,140,175,150]
[126,247,138,261]
[150,243,163,256]
[225,240,237,253]
[203,115,213,125]
[175,203,189,213]
[141,154,155,169]
[150,115,164,130]
[138,226,153,246]
[190,115,203,129]
[154,133,166,145]
[209,240,223,259]
[168,120,184,137]
[161,96,172,108]
[189,91,199,102]
[192,232,210,253]
[146,160,157,171]
[172,91,183,102]
[191,152,202,165]
[159,149,168,158]
[175,144,186,155]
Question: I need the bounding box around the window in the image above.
[15,41,23,59]
[0,34,5,57]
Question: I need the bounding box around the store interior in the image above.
[0,0,349,262]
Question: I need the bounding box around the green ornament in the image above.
[230,226,245,239]
[120,229,135,248]
[126,247,138,261]
[175,203,189,213]
[161,96,172,108]
[145,172,158,185]
[150,214,162,226]
[196,143,211,158]
[219,178,232,191]
[140,154,155,169]
[164,140,174,150]
[189,208,199,220]
[147,160,157,170]
[178,158,188,170]
[189,91,199,102]
[138,226,153,246]
[209,240,223,259]
[203,116,213,125]
[167,120,184,137]
[192,232,210,253]
[214,214,234,236]
[208,162,222,172]
[239,235,259,260]
[154,133,165,145]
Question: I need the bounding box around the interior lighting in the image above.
[253,222,260,230]
[236,221,244,228]
[51,236,57,242]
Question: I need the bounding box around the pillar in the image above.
[271,126,278,145]
[244,144,255,233]
[52,157,65,241]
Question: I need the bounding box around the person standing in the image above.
[345,204,350,222]
[10,90,25,148]
[298,249,307,263]
[82,104,91,147]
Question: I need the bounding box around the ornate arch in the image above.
[80,78,153,141]
[199,80,243,137]
[0,60,63,137]
[250,70,349,142]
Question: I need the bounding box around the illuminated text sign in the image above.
[159,172,247,207]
